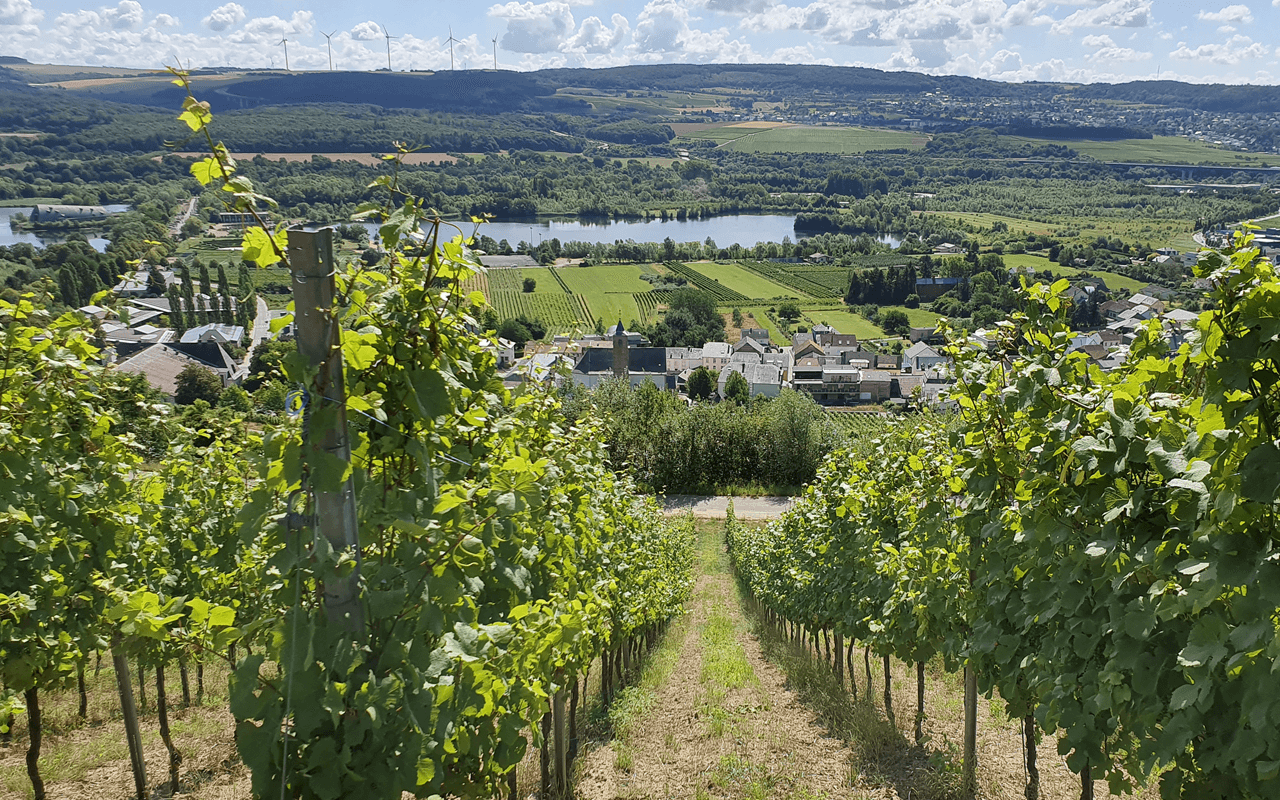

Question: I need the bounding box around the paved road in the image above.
[169,197,198,237]
[236,295,272,380]
[659,494,795,520]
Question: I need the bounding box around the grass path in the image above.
[576,522,857,800]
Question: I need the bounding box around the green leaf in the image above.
[1240,442,1280,503]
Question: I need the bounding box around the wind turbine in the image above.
[278,38,290,71]
[492,36,498,70]
[381,24,397,71]
[446,27,460,71]
[322,30,337,71]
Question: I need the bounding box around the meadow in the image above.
[1001,253,1152,294]
[1008,134,1278,167]
[800,308,884,339]
[680,123,926,154]
[683,261,801,300]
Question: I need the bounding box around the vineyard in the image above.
[662,261,754,304]
[729,243,1280,799]
[0,83,699,800]
[633,289,671,318]
[489,291,591,332]
[737,260,849,299]
[825,409,891,439]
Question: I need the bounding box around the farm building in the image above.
[30,205,113,223]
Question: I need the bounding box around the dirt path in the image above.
[658,495,794,520]
[576,524,858,800]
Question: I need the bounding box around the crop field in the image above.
[489,267,562,293]
[662,262,753,304]
[684,125,927,154]
[489,291,590,333]
[924,210,1198,251]
[801,308,884,339]
[1001,253,1151,294]
[1007,135,1277,167]
[557,265,665,325]
[827,410,891,438]
[737,261,848,299]
[683,261,799,301]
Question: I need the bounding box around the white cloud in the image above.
[202,3,245,32]
[0,0,42,25]
[151,14,180,28]
[704,0,774,14]
[490,1,576,53]
[1050,0,1151,34]
[350,21,382,41]
[1170,34,1270,64]
[102,1,143,28]
[1004,0,1051,27]
[1197,4,1252,24]
[564,13,629,53]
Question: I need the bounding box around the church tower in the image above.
[611,319,629,379]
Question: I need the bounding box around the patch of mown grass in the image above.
[602,609,689,772]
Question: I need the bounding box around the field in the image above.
[923,210,1198,251]
[738,260,849,299]
[170,151,483,165]
[879,305,941,327]
[489,267,562,293]
[1001,253,1151,294]
[489,291,590,334]
[1007,134,1277,167]
[800,308,884,339]
[683,261,800,301]
[681,123,927,154]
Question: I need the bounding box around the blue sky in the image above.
[1,0,1277,84]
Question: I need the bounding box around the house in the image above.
[1099,300,1130,320]
[812,324,858,348]
[113,342,235,399]
[78,304,110,320]
[791,339,824,361]
[495,337,516,368]
[180,323,245,345]
[1162,308,1199,325]
[479,254,540,268]
[571,343,672,390]
[903,341,948,372]
[805,252,830,264]
[933,242,964,255]
[915,277,962,301]
[732,336,766,357]
[740,328,770,344]
[909,326,944,345]
[665,347,704,372]
[113,267,177,297]
[701,342,732,370]
[1128,293,1166,313]
[717,362,782,398]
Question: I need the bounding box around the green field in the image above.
[738,306,790,346]
[489,267,562,293]
[556,264,668,325]
[880,305,941,327]
[1007,135,1277,167]
[801,308,884,339]
[924,210,1197,251]
[682,125,926,154]
[1002,254,1149,294]
[684,261,799,300]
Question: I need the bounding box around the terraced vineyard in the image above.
[826,410,890,438]
[663,261,753,303]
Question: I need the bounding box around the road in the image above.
[659,494,795,520]
[236,295,272,380]
[169,197,198,237]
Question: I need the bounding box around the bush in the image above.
[174,364,223,406]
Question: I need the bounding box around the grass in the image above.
[799,308,884,339]
[1006,134,1277,167]
[737,306,791,346]
[556,264,658,324]
[879,305,940,327]
[682,125,926,154]
[1002,253,1150,294]
[697,523,760,738]
[604,605,690,773]
[685,261,800,301]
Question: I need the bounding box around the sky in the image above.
[0,0,1278,85]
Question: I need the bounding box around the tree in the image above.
[522,277,536,293]
[198,262,211,296]
[167,286,186,335]
[777,300,802,322]
[880,308,910,336]
[723,370,750,405]
[173,364,223,405]
[217,263,230,294]
[244,339,292,392]
[147,265,167,296]
[217,384,253,412]
[497,318,534,346]
[687,367,717,401]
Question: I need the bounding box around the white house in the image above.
[903,341,948,372]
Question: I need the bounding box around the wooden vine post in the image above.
[288,225,364,635]
[111,642,148,800]
[962,664,978,798]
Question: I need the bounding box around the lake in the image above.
[0,206,128,252]
[372,215,901,249]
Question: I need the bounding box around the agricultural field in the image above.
[924,210,1198,251]
[681,123,927,154]
[800,308,884,339]
[662,261,753,304]
[489,267,563,293]
[557,264,669,326]
[880,305,941,327]
[1007,134,1277,167]
[826,410,891,438]
[1002,253,1151,294]
[683,261,799,301]
[737,260,848,299]
[489,291,591,334]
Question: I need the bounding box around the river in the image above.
[0,205,128,252]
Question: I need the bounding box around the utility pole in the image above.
[287,225,364,636]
